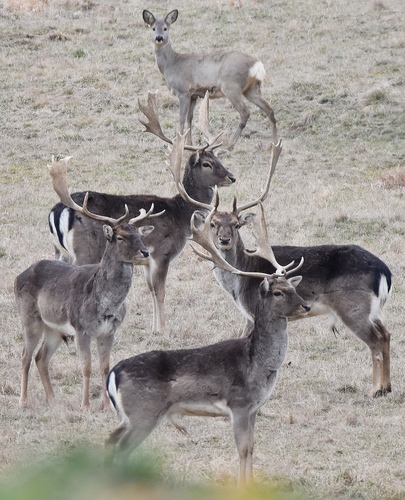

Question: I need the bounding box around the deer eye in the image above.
[273,290,282,297]
[152,27,155,31]
[164,27,167,31]
[202,161,212,169]
[210,222,215,228]
[234,223,240,230]
[117,236,124,241]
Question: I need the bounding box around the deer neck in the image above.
[93,250,134,308]
[181,171,214,214]
[248,300,289,374]
[155,42,178,76]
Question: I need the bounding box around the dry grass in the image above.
[1,0,405,498]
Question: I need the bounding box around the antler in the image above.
[49,157,164,226]
[165,133,217,211]
[235,139,283,214]
[244,202,303,274]
[138,92,223,152]
[194,91,226,151]
[189,198,303,280]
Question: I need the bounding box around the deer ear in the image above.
[142,10,155,26]
[238,212,256,227]
[192,210,207,229]
[103,225,114,241]
[259,278,271,296]
[166,9,178,25]
[138,225,154,237]
[288,275,303,288]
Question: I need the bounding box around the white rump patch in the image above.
[49,208,77,263]
[370,274,391,323]
[249,61,266,82]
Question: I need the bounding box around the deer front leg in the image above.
[76,332,92,410]
[96,333,115,410]
[232,409,252,485]
[143,257,169,335]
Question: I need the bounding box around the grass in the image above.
[1,0,405,498]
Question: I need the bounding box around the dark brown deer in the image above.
[15,157,159,409]
[105,208,308,484]
[142,9,278,149]
[48,106,235,335]
[190,191,393,397]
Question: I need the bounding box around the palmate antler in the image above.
[138,92,224,152]
[49,157,164,226]
[189,194,303,279]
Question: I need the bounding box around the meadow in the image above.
[0,0,405,498]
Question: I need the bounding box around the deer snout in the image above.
[155,35,164,43]
[228,174,236,183]
[140,249,150,258]
[301,304,311,313]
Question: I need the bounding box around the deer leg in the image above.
[246,411,257,482]
[20,320,43,407]
[178,94,192,144]
[143,257,169,335]
[221,85,250,150]
[186,96,198,142]
[232,409,251,485]
[76,332,92,409]
[96,333,115,410]
[337,305,391,397]
[244,85,278,144]
[35,328,64,405]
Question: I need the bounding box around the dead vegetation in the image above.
[1,0,405,498]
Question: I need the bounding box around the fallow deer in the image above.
[142,9,278,149]
[48,100,235,335]
[190,180,393,397]
[15,157,160,409]
[105,205,308,484]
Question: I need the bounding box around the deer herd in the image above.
[14,9,393,485]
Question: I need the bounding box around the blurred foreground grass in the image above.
[0,447,307,500]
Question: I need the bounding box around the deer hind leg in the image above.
[221,84,251,150]
[35,327,64,405]
[20,318,43,407]
[338,307,391,397]
[178,93,193,144]
[244,84,278,144]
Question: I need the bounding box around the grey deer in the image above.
[142,9,278,149]
[16,157,159,409]
[48,97,236,335]
[105,205,309,484]
[187,155,393,397]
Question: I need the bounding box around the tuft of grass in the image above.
[73,49,86,59]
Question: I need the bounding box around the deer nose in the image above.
[228,174,236,183]
[141,250,150,258]
[302,304,311,312]
[219,237,231,245]
[155,35,164,43]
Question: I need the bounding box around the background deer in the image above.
[48,120,235,335]
[106,208,309,484]
[142,9,278,149]
[193,191,393,398]
[16,158,158,409]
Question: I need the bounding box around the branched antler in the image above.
[189,195,303,279]
[49,157,164,226]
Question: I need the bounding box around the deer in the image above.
[15,157,161,410]
[105,204,309,485]
[184,145,393,397]
[142,9,278,150]
[48,95,236,335]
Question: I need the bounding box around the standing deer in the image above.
[15,157,159,409]
[142,9,278,149]
[106,207,308,484]
[189,184,393,397]
[48,104,235,335]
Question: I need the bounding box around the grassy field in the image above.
[1,0,405,498]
